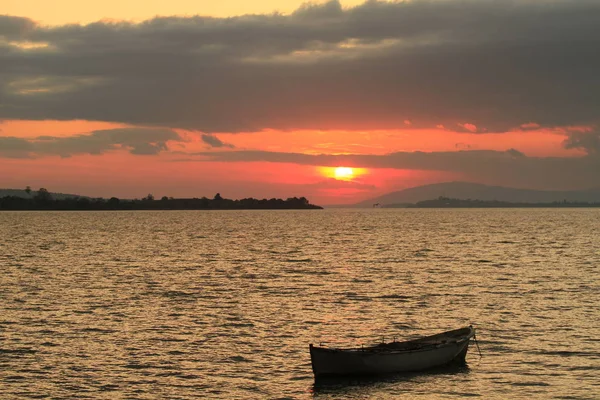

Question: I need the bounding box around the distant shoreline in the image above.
[0,194,323,211]
[386,197,600,208]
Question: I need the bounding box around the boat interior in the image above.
[368,327,473,351]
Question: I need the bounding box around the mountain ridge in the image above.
[356,182,600,207]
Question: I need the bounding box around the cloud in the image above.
[0,136,35,158]
[0,15,35,38]
[182,148,600,190]
[563,130,600,155]
[0,0,599,132]
[0,127,181,158]
[457,123,480,133]
[520,122,541,130]
[201,134,234,148]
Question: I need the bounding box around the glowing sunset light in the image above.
[0,0,598,205]
[334,167,354,180]
[318,166,368,182]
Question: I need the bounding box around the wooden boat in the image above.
[309,326,475,378]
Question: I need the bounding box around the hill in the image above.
[357,182,600,207]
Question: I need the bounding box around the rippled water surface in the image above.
[1,209,599,399]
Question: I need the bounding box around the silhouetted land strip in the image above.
[403,196,600,208]
[0,191,322,210]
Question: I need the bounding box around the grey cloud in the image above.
[1,1,600,132]
[0,15,35,39]
[185,149,600,190]
[0,128,181,158]
[201,134,234,148]
[293,0,343,19]
[563,130,600,155]
[0,136,35,158]
[127,141,169,155]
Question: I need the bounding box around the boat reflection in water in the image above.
[310,362,472,396]
[309,326,476,380]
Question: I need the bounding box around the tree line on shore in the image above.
[0,188,323,210]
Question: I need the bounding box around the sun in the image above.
[318,166,366,181]
[334,167,354,180]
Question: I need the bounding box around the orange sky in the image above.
[1,0,366,25]
[1,1,598,205]
[0,119,585,204]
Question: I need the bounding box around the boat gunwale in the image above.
[310,326,475,355]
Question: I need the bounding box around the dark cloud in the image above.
[0,0,599,132]
[0,136,35,158]
[563,130,600,155]
[0,15,35,38]
[201,134,234,148]
[182,148,600,190]
[0,128,181,158]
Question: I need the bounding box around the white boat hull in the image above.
[309,327,474,378]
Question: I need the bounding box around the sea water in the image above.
[1,209,599,399]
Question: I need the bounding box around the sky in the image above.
[1,0,599,205]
